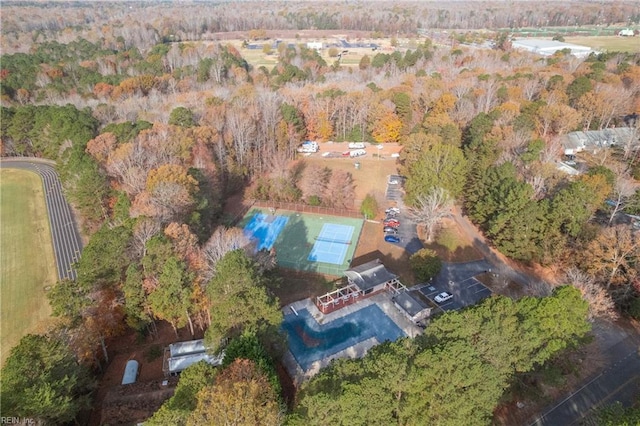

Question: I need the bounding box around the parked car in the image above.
[388,175,403,185]
[349,149,366,157]
[384,212,399,219]
[384,235,400,243]
[434,292,453,304]
[385,207,400,215]
[348,142,366,149]
[383,219,400,227]
[383,226,398,234]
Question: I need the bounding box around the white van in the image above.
[348,142,366,149]
[349,149,366,157]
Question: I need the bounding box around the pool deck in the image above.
[282,292,423,386]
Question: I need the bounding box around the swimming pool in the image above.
[282,304,406,371]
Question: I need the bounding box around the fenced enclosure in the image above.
[240,207,364,276]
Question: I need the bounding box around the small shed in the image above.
[121,359,139,385]
[393,291,431,323]
[168,339,206,357]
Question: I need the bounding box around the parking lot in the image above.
[382,176,423,255]
[418,260,493,312]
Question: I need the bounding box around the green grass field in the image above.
[1,169,57,366]
[564,36,640,53]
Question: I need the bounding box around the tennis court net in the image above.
[315,237,352,245]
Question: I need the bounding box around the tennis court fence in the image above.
[253,200,362,219]
[277,259,347,277]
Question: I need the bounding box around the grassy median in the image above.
[0,168,57,366]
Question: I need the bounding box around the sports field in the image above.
[240,208,364,275]
[0,169,56,366]
[564,36,640,53]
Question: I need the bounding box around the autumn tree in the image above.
[324,169,355,209]
[580,225,639,294]
[187,359,282,426]
[300,165,331,205]
[147,361,218,426]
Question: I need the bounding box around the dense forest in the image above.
[1,1,639,424]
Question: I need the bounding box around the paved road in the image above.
[530,334,640,425]
[1,159,82,281]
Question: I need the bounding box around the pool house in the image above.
[316,259,406,314]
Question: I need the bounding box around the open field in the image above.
[564,36,640,53]
[226,34,395,70]
[303,142,401,206]
[0,169,56,366]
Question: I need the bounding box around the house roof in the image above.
[561,127,638,153]
[393,291,429,317]
[344,259,398,292]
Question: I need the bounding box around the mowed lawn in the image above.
[1,169,57,366]
[564,36,640,53]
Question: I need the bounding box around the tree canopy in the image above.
[0,334,95,424]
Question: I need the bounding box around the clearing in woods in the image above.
[564,36,640,53]
[0,168,57,366]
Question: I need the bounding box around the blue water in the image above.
[282,304,406,371]
[243,213,289,250]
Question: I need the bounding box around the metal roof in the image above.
[168,339,207,357]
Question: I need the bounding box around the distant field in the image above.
[0,169,56,366]
[227,37,391,70]
[564,36,640,53]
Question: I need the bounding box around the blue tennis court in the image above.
[243,212,289,250]
[308,223,354,264]
[282,304,406,371]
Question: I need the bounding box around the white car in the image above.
[434,292,453,304]
[349,149,366,157]
[348,142,366,149]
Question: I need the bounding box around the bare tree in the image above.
[324,170,355,209]
[132,217,161,258]
[202,227,251,280]
[407,187,453,242]
[300,164,331,202]
[565,267,618,321]
[608,168,636,225]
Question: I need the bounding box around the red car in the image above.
[383,219,400,228]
